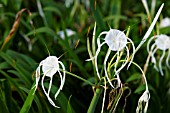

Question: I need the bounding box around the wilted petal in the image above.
[136,90,150,113]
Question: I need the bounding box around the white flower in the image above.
[33,56,66,108]
[57,29,76,39]
[147,34,170,75]
[159,17,170,28]
[65,0,90,9]
[65,0,74,8]
[87,29,135,89]
[136,90,150,113]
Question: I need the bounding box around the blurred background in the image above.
[0,0,170,113]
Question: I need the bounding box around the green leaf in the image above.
[134,84,146,94]
[0,62,11,69]
[159,26,170,34]
[44,6,61,16]
[0,70,26,100]
[82,77,95,86]
[0,79,9,113]
[0,98,9,113]
[90,0,106,30]
[126,73,141,82]
[19,86,42,113]
[0,51,32,87]
[26,27,56,37]
[67,95,73,113]
[1,0,8,6]
[19,82,36,113]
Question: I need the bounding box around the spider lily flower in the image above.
[86,29,135,89]
[65,0,74,8]
[159,17,170,28]
[136,90,150,113]
[147,34,170,75]
[57,29,76,40]
[57,29,77,48]
[33,56,66,108]
[136,62,150,113]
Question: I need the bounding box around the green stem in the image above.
[87,88,103,113]
[64,70,95,86]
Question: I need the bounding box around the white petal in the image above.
[136,90,150,113]
[166,48,170,69]
[159,49,166,75]
[105,29,127,51]
[57,29,76,39]
[42,56,59,77]
[104,49,115,88]
[159,17,170,28]
[155,34,169,50]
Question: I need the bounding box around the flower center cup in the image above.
[104,29,127,51]
[155,34,170,50]
[42,56,59,77]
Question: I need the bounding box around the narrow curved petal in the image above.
[147,36,155,53]
[95,41,106,79]
[151,47,159,71]
[58,71,63,90]
[47,76,53,95]
[166,48,170,69]
[41,75,59,107]
[127,37,135,69]
[104,50,115,88]
[54,61,66,99]
[116,46,129,73]
[58,61,66,87]
[98,31,108,39]
[54,71,63,99]
[32,61,43,94]
[159,49,166,75]
[86,39,105,61]
[47,95,60,108]
[41,75,48,99]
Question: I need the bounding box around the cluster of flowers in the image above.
[31,2,169,113]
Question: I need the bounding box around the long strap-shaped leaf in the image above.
[19,81,36,113]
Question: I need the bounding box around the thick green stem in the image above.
[87,88,103,113]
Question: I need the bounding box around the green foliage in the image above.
[0,0,170,113]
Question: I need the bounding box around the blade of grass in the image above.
[0,51,32,86]
[19,81,36,113]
